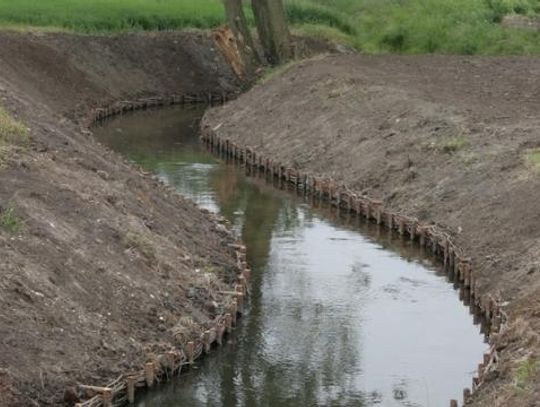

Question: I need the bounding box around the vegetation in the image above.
[514,357,537,391]
[123,231,156,261]
[0,0,539,54]
[0,205,24,233]
[526,149,540,170]
[0,0,226,32]
[0,106,29,165]
[440,136,471,154]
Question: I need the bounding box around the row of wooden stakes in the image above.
[75,243,250,407]
[201,127,509,407]
[89,93,232,127]
[75,97,248,407]
[85,95,508,407]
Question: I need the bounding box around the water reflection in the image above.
[93,107,487,407]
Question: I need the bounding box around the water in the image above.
[93,106,487,407]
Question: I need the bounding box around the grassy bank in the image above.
[289,0,540,54]
[0,106,28,165]
[0,0,539,54]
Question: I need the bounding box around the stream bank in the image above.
[0,30,243,406]
[203,54,540,406]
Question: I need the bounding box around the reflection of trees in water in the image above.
[97,108,423,407]
[208,171,381,406]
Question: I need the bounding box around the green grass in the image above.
[0,0,227,33]
[526,149,540,169]
[440,136,471,153]
[290,0,540,54]
[0,205,24,233]
[123,231,156,261]
[0,0,539,54]
[0,106,29,165]
[514,357,537,392]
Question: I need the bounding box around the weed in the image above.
[440,136,470,153]
[526,149,540,169]
[0,205,24,233]
[203,265,217,274]
[256,59,301,85]
[123,231,156,261]
[514,357,537,391]
[0,106,29,164]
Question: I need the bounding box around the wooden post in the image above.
[243,268,251,283]
[217,322,226,345]
[204,330,211,353]
[186,341,195,364]
[376,209,382,225]
[463,388,471,404]
[478,363,484,378]
[232,299,238,325]
[236,292,245,313]
[419,227,426,246]
[238,276,247,295]
[144,362,154,387]
[102,389,113,407]
[225,313,233,332]
[126,376,136,404]
[167,351,177,373]
[410,221,417,241]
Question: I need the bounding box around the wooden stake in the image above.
[102,389,113,407]
[186,341,195,364]
[126,376,136,404]
[144,362,154,387]
[203,330,211,353]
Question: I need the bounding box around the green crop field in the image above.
[0,0,538,54]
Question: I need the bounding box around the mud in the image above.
[0,30,244,406]
[204,54,540,406]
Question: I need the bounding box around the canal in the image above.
[93,106,487,407]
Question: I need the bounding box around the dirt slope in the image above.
[0,31,241,406]
[204,54,540,406]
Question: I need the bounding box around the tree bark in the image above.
[216,0,260,81]
[251,0,292,65]
[223,0,257,58]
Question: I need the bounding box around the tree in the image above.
[222,0,259,71]
[251,0,292,65]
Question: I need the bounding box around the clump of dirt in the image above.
[0,30,244,406]
[204,53,540,406]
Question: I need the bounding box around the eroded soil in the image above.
[0,31,242,406]
[204,54,540,406]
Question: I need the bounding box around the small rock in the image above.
[97,170,109,180]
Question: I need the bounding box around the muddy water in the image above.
[93,106,487,407]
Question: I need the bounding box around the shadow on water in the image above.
[93,106,488,407]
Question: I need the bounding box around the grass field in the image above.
[0,0,539,54]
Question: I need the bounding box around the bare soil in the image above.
[204,53,540,406]
[0,30,243,406]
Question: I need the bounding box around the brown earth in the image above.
[0,30,244,406]
[204,54,540,406]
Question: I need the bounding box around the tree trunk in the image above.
[222,0,259,67]
[251,0,292,65]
